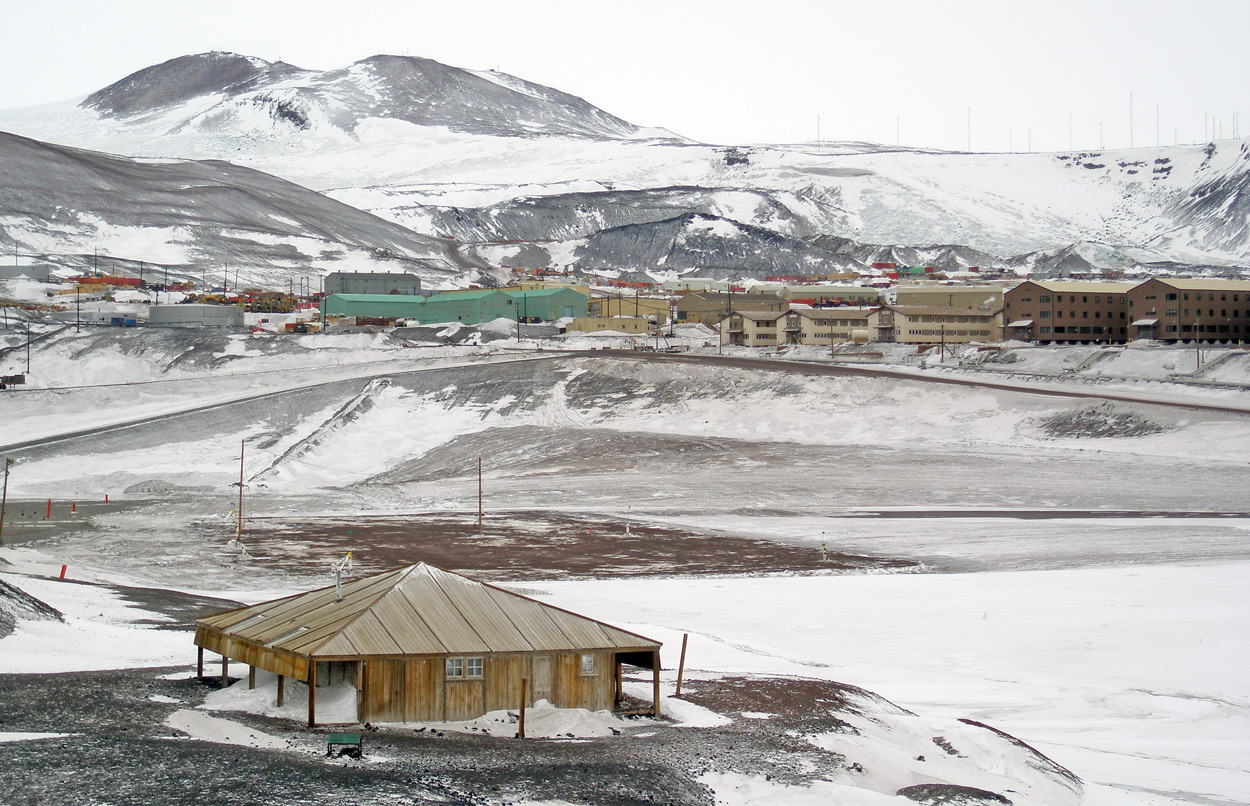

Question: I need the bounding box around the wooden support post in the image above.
[675,633,689,697]
[652,650,661,718]
[248,666,256,690]
[196,646,203,679]
[220,654,228,689]
[614,659,623,705]
[518,678,527,739]
[277,675,285,707]
[308,663,317,727]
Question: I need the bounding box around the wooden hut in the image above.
[194,563,663,726]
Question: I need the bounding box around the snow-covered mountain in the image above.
[0,130,467,285]
[0,51,1246,283]
[81,51,651,143]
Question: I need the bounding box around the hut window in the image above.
[447,657,483,679]
[580,654,597,676]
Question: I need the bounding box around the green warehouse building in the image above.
[321,287,586,326]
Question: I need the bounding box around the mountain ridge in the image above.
[0,51,1246,284]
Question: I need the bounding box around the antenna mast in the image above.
[333,552,353,601]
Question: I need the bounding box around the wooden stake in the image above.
[196,646,203,679]
[652,650,661,718]
[308,662,317,727]
[220,653,228,689]
[518,678,527,739]
[276,675,285,707]
[675,634,689,697]
[248,666,256,690]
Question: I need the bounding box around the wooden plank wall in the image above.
[196,627,309,681]
[352,651,625,723]
[553,651,614,712]
[483,656,527,713]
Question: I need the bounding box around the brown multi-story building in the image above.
[1126,278,1250,342]
[1002,281,1135,343]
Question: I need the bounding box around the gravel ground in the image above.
[0,662,893,806]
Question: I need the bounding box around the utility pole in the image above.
[25,322,31,374]
[76,284,81,332]
[940,324,947,362]
[477,457,483,534]
[0,458,13,547]
[236,440,245,545]
[1195,314,1202,370]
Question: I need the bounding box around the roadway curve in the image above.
[4,347,1248,456]
[583,350,1250,415]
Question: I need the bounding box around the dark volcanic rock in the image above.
[85,52,310,118]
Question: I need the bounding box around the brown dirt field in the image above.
[241,509,915,581]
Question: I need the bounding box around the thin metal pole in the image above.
[0,458,13,546]
[236,440,244,543]
[477,457,483,534]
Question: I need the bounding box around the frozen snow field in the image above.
[1,331,1248,804]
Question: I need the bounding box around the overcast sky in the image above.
[2,0,1246,152]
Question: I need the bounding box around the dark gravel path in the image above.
[0,666,881,806]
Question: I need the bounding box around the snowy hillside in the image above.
[0,130,468,286]
[0,52,1247,283]
[0,330,1247,803]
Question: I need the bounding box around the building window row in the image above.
[446,656,484,679]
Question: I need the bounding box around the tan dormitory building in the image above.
[588,294,672,323]
[889,305,1004,345]
[721,307,886,347]
[894,284,1004,310]
[564,316,652,335]
[677,291,787,325]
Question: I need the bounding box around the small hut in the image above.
[194,563,662,726]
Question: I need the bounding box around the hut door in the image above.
[532,655,555,704]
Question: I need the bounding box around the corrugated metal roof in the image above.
[197,563,660,658]
[324,294,427,303]
[1146,278,1250,291]
[732,309,787,321]
[890,305,1002,316]
[796,307,878,320]
[1020,281,1135,293]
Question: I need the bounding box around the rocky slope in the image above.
[0,130,467,285]
[0,52,1246,283]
